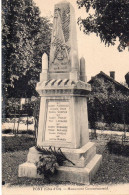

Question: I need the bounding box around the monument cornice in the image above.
[36,89,90,97]
[36,79,91,96]
[36,79,91,91]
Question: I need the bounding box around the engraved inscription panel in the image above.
[45,100,72,142]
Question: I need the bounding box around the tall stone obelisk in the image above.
[18,1,102,184]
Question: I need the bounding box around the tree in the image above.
[77,0,129,51]
[2,0,52,98]
[88,77,129,129]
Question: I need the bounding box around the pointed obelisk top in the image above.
[48,1,79,80]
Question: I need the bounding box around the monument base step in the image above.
[27,142,96,168]
[18,154,102,184]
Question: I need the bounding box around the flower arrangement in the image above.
[35,146,74,181]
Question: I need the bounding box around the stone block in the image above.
[18,162,42,178]
[27,147,41,164]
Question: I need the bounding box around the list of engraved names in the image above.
[45,100,71,142]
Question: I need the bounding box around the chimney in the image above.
[110,71,115,80]
[125,72,129,87]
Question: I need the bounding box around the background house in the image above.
[88,71,129,95]
[87,71,129,129]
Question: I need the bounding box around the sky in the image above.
[33,0,129,83]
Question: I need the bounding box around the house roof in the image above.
[88,71,129,92]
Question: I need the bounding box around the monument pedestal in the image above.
[19,145,102,184]
[19,144,102,184]
[18,80,102,184]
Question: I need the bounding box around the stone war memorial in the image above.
[18,0,102,184]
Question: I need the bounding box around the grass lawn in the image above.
[2,135,35,153]
[2,134,129,186]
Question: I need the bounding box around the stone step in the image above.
[85,154,102,182]
[18,154,102,184]
[27,142,96,168]
[51,154,102,184]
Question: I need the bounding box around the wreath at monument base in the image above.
[35,146,75,181]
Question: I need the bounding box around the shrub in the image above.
[3,97,40,118]
[4,98,20,118]
[2,129,12,134]
[107,140,129,157]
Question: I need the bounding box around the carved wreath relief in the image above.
[49,4,71,72]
